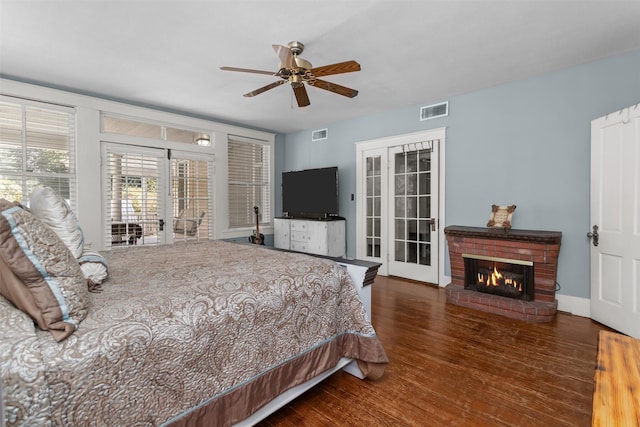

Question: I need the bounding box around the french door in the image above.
[102,142,213,248]
[356,129,443,284]
[388,143,439,283]
[590,104,640,338]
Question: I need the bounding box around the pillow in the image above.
[29,187,84,258]
[78,248,109,288]
[0,199,88,341]
[0,252,46,331]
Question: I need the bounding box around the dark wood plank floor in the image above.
[258,276,611,427]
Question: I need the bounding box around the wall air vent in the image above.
[420,101,448,121]
[311,128,328,142]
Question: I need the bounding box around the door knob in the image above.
[587,225,599,247]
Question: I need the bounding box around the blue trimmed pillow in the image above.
[0,199,88,341]
[78,248,109,288]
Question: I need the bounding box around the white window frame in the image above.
[0,95,76,207]
[227,134,273,229]
[1,78,276,249]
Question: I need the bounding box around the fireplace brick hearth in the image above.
[444,225,562,322]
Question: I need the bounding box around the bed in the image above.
[0,234,388,426]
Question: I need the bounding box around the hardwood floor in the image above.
[258,276,611,427]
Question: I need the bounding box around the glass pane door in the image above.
[103,144,166,247]
[358,146,387,264]
[388,141,438,283]
[366,155,382,258]
[171,154,212,241]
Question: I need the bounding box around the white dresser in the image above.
[274,217,346,258]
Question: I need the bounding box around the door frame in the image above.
[355,127,448,286]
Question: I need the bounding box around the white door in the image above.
[170,150,214,242]
[356,130,444,283]
[387,142,439,283]
[358,147,388,265]
[590,104,640,338]
[102,143,168,247]
[102,143,214,248]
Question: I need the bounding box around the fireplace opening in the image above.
[463,254,534,301]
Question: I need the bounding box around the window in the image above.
[102,114,210,146]
[227,136,271,228]
[0,98,75,206]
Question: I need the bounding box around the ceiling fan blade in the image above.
[310,60,361,77]
[243,80,287,97]
[310,79,359,98]
[272,44,296,69]
[293,85,310,107]
[220,66,276,76]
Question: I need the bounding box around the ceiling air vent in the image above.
[311,128,328,142]
[420,101,448,121]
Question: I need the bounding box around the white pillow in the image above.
[29,187,84,258]
[78,249,109,286]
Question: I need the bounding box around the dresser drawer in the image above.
[290,230,308,242]
[290,221,308,232]
[290,241,308,252]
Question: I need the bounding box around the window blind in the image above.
[227,136,271,228]
[0,99,76,207]
[171,153,214,241]
[102,144,164,247]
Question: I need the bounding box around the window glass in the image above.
[172,157,211,241]
[227,138,271,228]
[102,115,208,146]
[0,100,75,206]
[102,116,162,139]
[166,127,205,145]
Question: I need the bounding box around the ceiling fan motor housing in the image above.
[287,41,305,56]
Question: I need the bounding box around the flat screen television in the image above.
[282,166,339,219]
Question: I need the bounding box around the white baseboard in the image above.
[439,274,451,287]
[556,294,591,318]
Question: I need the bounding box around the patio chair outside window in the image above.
[174,207,206,236]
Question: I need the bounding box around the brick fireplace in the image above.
[444,225,562,322]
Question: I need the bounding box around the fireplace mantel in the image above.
[444,225,562,322]
[444,225,561,245]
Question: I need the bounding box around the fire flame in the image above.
[477,265,521,290]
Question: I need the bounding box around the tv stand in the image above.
[274,217,345,257]
[281,215,344,221]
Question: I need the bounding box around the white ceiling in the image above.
[1,1,640,134]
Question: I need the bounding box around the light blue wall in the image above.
[278,49,640,299]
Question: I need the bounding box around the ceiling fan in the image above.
[220,41,361,108]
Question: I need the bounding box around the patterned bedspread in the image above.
[1,240,387,426]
